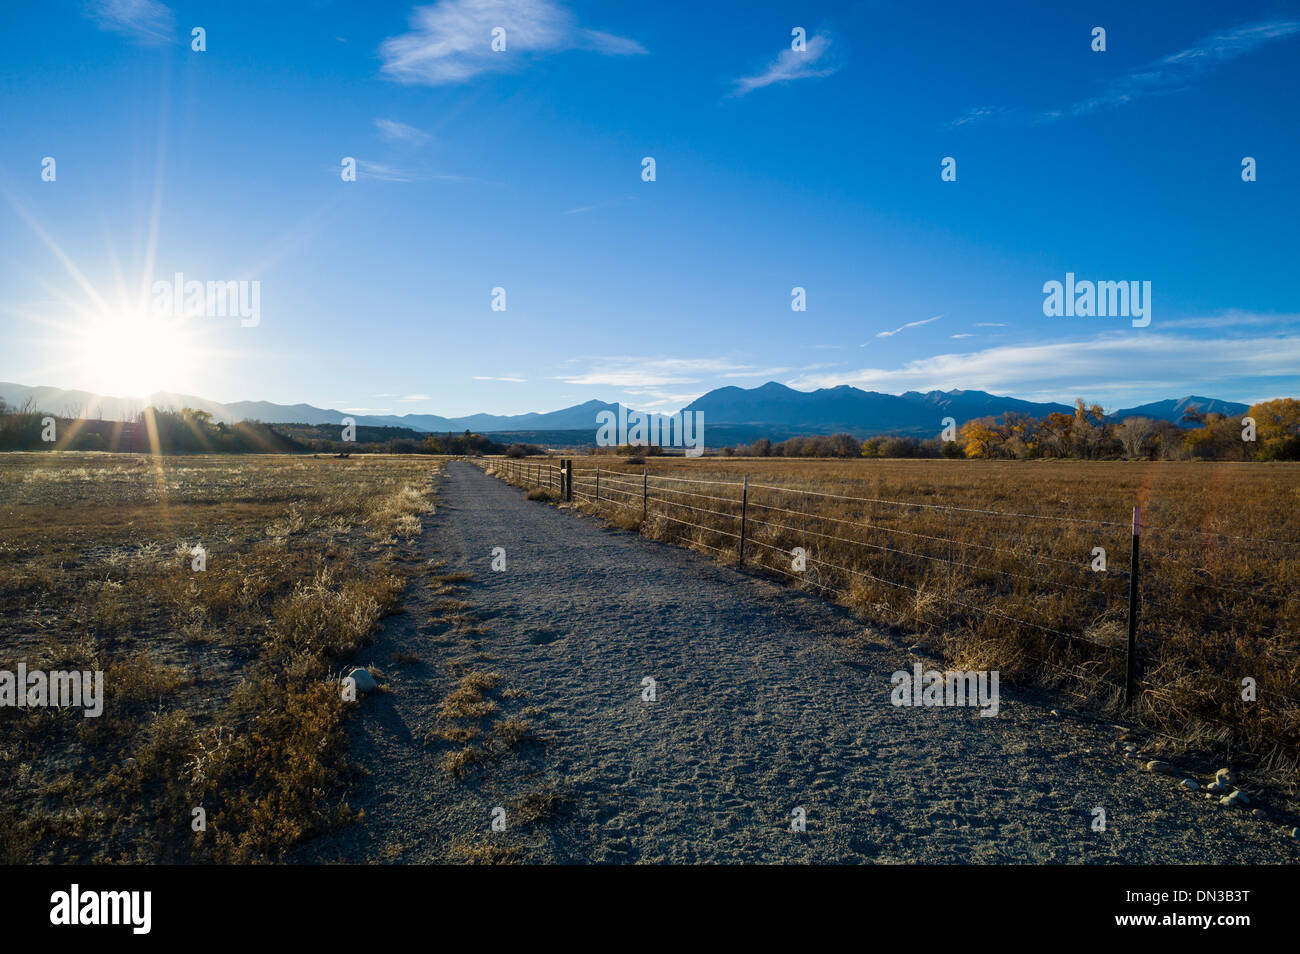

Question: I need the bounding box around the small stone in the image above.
[1219,790,1250,808]
[1050,709,1060,718]
[1179,778,1198,791]
[1206,779,1230,794]
[1215,768,1236,786]
[346,668,378,693]
[1145,760,1178,776]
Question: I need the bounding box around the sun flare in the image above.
[74,312,195,399]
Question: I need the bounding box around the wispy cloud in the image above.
[720,367,793,379]
[951,333,974,339]
[352,159,478,184]
[1071,19,1300,117]
[398,394,432,402]
[733,33,838,96]
[87,0,174,44]
[953,19,1299,126]
[554,355,850,410]
[871,314,943,340]
[374,119,431,144]
[790,331,1300,406]
[563,195,634,215]
[556,356,754,389]
[1156,310,1300,330]
[974,322,1007,328]
[380,0,645,86]
[473,375,527,382]
[947,106,1005,128]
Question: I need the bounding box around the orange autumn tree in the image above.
[1247,398,1300,459]
[959,417,1002,458]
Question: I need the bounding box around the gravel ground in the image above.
[301,461,1300,864]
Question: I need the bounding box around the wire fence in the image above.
[482,456,1300,761]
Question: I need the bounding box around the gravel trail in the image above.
[304,461,1299,864]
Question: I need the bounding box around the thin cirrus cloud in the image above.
[379,0,646,85]
[952,18,1299,126]
[556,356,756,389]
[86,0,175,44]
[473,375,527,382]
[732,33,838,96]
[563,196,635,215]
[374,119,431,144]
[871,314,943,340]
[352,159,480,184]
[789,331,1300,405]
[558,356,838,411]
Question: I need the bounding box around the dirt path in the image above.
[304,460,1298,863]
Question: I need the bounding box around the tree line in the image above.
[0,402,513,456]
[720,399,1300,461]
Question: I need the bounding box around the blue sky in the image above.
[2,0,1298,417]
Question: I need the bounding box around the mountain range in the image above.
[0,380,1253,442]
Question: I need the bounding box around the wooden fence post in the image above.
[1124,506,1141,708]
[739,474,749,567]
[642,468,648,522]
[595,465,600,503]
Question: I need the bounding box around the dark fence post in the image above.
[642,468,647,522]
[595,465,600,503]
[565,459,572,501]
[738,474,749,567]
[1124,505,1141,708]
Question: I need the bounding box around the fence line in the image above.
[482,457,1299,751]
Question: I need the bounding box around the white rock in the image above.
[346,668,378,693]
[1145,760,1178,776]
[1219,790,1250,808]
[1179,778,1198,791]
[1215,768,1236,786]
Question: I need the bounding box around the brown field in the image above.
[490,455,1300,774]
[0,452,439,862]
[5,450,1298,865]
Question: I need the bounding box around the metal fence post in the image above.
[1124,506,1141,708]
[595,465,600,503]
[565,459,572,501]
[739,474,749,567]
[642,468,647,522]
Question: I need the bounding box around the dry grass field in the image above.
[492,455,1300,773]
[0,452,439,862]
[5,450,1297,866]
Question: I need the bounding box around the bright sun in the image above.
[76,313,195,398]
